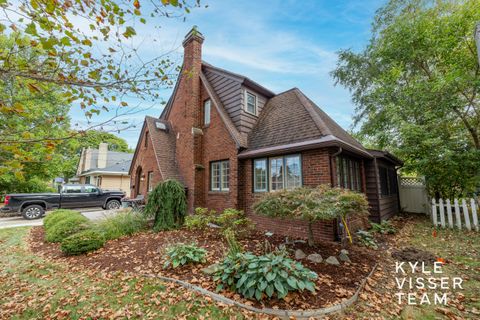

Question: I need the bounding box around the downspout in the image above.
[395,163,404,214]
[330,147,343,242]
[330,147,343,187]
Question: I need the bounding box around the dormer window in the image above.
[246,92,257,115]
[204,99,211,125]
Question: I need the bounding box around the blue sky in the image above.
[69,0,386,148]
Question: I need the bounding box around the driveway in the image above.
[0,208,120,229]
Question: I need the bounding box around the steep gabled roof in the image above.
[129,116,183,183]
[202,62,275,98]
[145,116,183,182]
[243,88,371,158]
[199,72,247,148]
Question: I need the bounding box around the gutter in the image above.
[238,135,372,159]
[79,171,130,176]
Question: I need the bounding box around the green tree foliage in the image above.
[253,185,369,245]
[0,1,200,194]
[0,34,72,194]
[144,179,187,231]
[0,33,133,194]
[0,0,201,121]
[332,0,480,197]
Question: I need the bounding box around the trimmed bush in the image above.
[94,209,147,241]
[43,209,79,230]
[253,185,369,245]
[144,179,187,231]
[213,251,317,300]
[60,229,105,255]
[45,214,90,243]
[163,243,207,269]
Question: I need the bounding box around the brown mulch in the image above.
[29,227,377,311]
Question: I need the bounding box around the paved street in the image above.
[0,208,119,229]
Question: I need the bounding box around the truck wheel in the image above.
[22,205,45,220]
[106,200,121,210]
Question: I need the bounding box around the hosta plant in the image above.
[213,251,317,300]
[163,243,207,269]
[356,230,378,249]
[370,221,396,234]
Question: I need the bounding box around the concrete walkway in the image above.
[0,208,119,229]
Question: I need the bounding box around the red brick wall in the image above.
[239,148,338,241]
[166,34,203,212]
[129,127,162,198]
[198,84,239,213]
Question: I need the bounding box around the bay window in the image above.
[254,154,302,192]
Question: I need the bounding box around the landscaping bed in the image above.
[29,226,377,311]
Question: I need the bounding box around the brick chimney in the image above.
[168,27,205,212]
[97,143,108,169]
[182,26,204,128]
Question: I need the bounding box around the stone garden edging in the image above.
[138,263,378,319]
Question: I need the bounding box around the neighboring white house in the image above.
[73,143,133,193]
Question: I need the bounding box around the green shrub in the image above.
[185,207,216,230]
[45,214,90,243]
[60,229,105,255]
[356,230,378,249]
[223,228,243,257]
[186,207,255,238]
[94,209,147,241]
[144,179,187,231]
[44,209,80,230]
[253,185,369,245]
[213,251,317,300]
[370,221,396,234]
[163,243,207,269]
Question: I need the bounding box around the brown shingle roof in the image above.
[144,116,184,183]
[246,88,370,157]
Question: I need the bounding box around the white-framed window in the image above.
[254,154,301,192]
[245,92,257,115]
[204,99,211,125]
[270,157,284,191]
[253,159,267,192]
[147,171,154,192]
[211,160,229,192]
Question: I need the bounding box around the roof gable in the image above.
[200,72,247,148]
[247,88,370,157]
[129,116,183,183]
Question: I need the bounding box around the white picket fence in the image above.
[431,198,479,231]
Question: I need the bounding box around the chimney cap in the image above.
[182,26,204,47]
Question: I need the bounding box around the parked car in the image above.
[1,184,126,220]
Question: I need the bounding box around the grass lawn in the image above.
[401,216,480,319]
[347,214,480,319]
[0,227,247,320]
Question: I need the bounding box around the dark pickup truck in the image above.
[1,184,126,220]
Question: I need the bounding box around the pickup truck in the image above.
[1,184,126,220]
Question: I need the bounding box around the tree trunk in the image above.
[307,222,315,247]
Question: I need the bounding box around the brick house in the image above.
[129,28,402,242]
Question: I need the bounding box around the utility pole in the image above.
[476,22,480,65]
